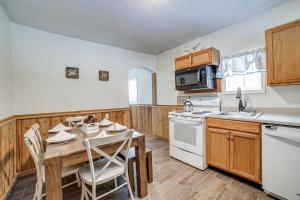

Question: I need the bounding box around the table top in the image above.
[45,128,143,160]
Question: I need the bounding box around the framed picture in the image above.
[99,70,109,81]
[66,67,79,79]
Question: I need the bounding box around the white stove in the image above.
[168,97,221,170]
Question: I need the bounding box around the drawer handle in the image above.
[265,125,277,130]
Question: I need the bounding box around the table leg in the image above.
[45,155,62,200]
[135,135,148,198]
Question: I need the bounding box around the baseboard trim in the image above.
[0,174,18,200]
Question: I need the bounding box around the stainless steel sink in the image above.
[214,111,262,119]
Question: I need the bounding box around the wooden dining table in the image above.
[44,128,148,199]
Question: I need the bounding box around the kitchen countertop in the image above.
[206,113,300,127]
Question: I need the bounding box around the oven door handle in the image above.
[170,118,202,125]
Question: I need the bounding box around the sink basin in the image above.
[214,111,262,119]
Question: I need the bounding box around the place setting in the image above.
[46,123,77,144]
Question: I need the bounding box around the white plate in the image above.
[99,118,113,126]
[106,123,127,132]
[48,123,72,133]
[47,130,77,143]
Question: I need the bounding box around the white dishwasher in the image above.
[262,124,300,200]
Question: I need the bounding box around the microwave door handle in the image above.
[198,69,201,83]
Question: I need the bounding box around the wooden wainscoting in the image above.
[15,108,132,174]
[131,105,182,140]
[0,117,18,200]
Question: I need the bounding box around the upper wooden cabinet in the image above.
[175,54,191,71]
[175,47,220,71]
[265,19,300,86]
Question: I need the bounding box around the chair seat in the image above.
[79,158,125,185]
[41,163,82,182]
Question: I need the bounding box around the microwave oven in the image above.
[175,65,217,91]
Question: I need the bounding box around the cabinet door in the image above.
[266,19,300,85]
[230,131,261,183]
[175,54,191,70]
[191,49,210,67]
[207,128,230,171]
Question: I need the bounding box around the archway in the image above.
[128,67,157,105]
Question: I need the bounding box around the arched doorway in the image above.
[128,67,157,105]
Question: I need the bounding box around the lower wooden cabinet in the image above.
[230,131,261,183]
[207,128,230,171]
[206,118,261,184]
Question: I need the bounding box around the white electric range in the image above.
[168,97,221,170]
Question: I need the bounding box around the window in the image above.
[218,48,266,94]
[128,78,137,104]
[223,72,265,94]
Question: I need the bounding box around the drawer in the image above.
[206,118,261,134]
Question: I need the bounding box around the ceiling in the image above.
[0,0,286,55]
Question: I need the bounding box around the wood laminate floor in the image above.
[8,136,276,200]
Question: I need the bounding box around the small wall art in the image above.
[99,70,109,81]
[66,67,79,79]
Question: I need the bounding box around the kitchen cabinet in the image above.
[175,47,220,71]
[175,54,191,71]
[230,131,261,183]
[207,128,230,171]
[206,118,261,183]
[265,19,300,86]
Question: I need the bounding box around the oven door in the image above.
[169,116,204,155]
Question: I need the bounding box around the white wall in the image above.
[157,0,300,108]
[11,24,156,114]
[128,68,153,104]
[0,5,13,119]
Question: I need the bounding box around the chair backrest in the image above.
[31,123,44,152]
[24,127,44,184]
[83,129,134,184]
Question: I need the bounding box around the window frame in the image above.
[222,72,266,95]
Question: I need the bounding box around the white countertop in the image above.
[257,113,300,127]
[206,113,300,127]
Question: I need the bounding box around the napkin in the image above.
[99,118,113,126]
[47,130,76,143]
[48,123,72,132]
[107,123,127,132]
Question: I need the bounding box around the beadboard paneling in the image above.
[0,118,17,199]
[131,105,182,140]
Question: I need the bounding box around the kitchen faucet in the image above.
[236,87,256,114]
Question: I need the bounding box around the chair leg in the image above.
[128,159,134,192]
[36,182,43,200]
[76,171,81,188]
[81,182,85,200]
[92,185,96,200]
[83,184,89,200]
[114,178,118,188]
[126,171,135,200]
[146,151,153,183]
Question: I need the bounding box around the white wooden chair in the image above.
[24,126,82,200]
[80,129,135,200]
